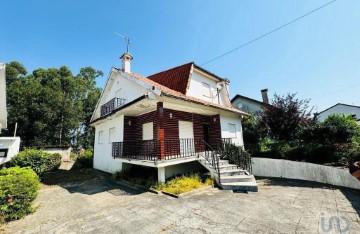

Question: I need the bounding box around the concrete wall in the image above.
[93,115,124,173]
[317,104,360,122]
[164,161,204,179]
[220,113,244,146]
[252,157,360,190]
[43,147,72,161]
[0,137,20,165]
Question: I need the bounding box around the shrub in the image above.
[0,167,40,222]
[72,149,93,169]
[159,174,207,195]
[5,149,62,176]
[219,142,252,171]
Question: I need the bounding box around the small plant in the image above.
[73,149,93,169]
[0,167,40,222]
[5,149,61,176]
[158,174,213,195]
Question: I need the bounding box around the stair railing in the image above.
[201,140,221,184]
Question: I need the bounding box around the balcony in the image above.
[100,98,126,117]
[112,138,232,161]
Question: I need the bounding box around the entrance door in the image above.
[203,124,210,150]
[178,121,194,156]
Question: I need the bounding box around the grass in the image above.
[153,174,213,195]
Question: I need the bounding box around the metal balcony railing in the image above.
[100,98,126,117]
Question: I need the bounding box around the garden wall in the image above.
[43,147,72,161]
[252,157,360,190]
[0,137,20,165]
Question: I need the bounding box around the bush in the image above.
[5,149,62,176]
[0,167,40,222]
[73,150,93,169]
[219,142,252,171]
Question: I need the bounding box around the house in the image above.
[90,53,257,191]
[231,89,269,116]
[316,103,360,123]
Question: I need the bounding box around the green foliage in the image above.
[4,61,103,148]
[154,174,212,195]
[260,93,312,141]
[72,150,93,169]
[0,167,40,222]
[241,115,264,154]
[6,149,61,176]
[112,165,157,187]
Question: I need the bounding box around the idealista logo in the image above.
[319,212,350,233]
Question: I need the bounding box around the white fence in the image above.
[252,157,360,190]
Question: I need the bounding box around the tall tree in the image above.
[4,61,103,148]
[260,93,312,142]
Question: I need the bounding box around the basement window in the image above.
[228,124,236,138]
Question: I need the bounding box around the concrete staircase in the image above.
[198,157,258,192]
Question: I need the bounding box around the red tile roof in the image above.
[128,72,248,116]
[148,62,193,94]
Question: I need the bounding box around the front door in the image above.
[178,121,194,156]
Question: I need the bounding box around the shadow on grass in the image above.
[257,176,360,218]
[41,163,145,196]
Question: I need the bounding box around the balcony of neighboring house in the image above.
[100,97,126,117]
[112,138,231,164]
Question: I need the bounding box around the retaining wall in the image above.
[252,157,360,190]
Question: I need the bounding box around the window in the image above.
[142,122,153,140]
[202,82,211,97]
[228,124,236,138]
[0,149,8,158]
[98,131,103,144]
[109,127,115,143]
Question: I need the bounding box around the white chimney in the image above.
[261,88,269,104]
[0,63,7,130]
[120,53,133,73]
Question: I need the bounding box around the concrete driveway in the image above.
[5,170,360,234]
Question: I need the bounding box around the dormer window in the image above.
[202,82,211,98]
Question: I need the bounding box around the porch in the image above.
[112,138,231,163]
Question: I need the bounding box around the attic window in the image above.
[202,82,211,98]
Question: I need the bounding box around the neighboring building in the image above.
[0,63,20,165]
[90,53,257,191]
[231,89,269,116]
[316,103,360,123]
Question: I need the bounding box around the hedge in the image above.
[0,167,40,222]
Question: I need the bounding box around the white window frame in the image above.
[228,123,236,138]
[202,82,212,98]
[109,127,115,144]
[98,130,103,144]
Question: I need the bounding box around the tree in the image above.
[4,61,103,148]
[260,93,312,142]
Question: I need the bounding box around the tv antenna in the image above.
[114,32,130,53]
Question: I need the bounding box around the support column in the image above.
[157,102,165,160]
[158,167,166,183]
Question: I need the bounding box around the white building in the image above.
[231,89,269,116]
[90,54,258,191]
[316,103,360,123]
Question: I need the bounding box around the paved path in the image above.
[6,172,360,233]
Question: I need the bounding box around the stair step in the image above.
[220,175,255,183]
[219,169,247,176]
[218,164,239,170]
[221,181,258,192]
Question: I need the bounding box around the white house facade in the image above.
[316,103,360,123]
[90,54,254,190]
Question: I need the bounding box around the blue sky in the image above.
[1,0,359,112]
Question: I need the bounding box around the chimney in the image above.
[120,53,133,73]
[261,88,269,104]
